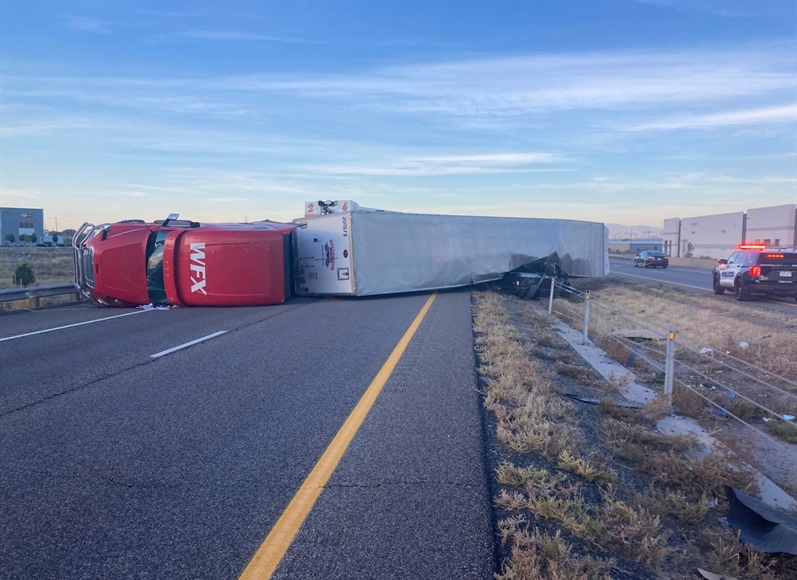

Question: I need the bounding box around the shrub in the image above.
[12,263,36,287]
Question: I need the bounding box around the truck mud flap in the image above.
[725,485,797,555]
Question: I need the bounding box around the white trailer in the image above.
[292,202,609,297]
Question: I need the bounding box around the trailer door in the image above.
[293,213,355,296]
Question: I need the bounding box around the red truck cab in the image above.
[73,215,296,307]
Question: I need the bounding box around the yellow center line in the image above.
[239,292,438,579]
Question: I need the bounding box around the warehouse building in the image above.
[1,207,46,245]
[662,204,797,260]
[608,239,663,254]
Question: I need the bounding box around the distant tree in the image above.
[31,233,37,243]
[4,233,14,244]
[62,229,76,244]
[18,234,30,243]
[52,233,59,244]
[13,264,36,287]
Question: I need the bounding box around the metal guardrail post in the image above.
[664,327,676,414]
[582,290,590,344]
[548,277,555,314]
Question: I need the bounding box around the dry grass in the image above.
[0,247,79,312]
[496,519,616,579]
[0,246,74,289]
[475,293,581,462]
[560,277,797,502]
[575,279,797,386]
[638,488,711,524]
[766,420,797,444]
[473,289,795,579]
[600,416,758,497]
[496,483,674,568]
[697,530,783,580]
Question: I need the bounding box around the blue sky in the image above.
[1,0,796,232]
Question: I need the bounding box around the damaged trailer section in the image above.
[293,209,609,297]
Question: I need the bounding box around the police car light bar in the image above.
[739,244,766,250]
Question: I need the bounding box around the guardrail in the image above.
[0,284,81,309]
[546,279,797,460]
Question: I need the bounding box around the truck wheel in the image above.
[734,280,749,301]
[713,276,725,295]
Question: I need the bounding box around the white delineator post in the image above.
[664,327,676,414]
[582,290,590,344]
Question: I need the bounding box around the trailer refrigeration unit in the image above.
[73,201,609,308]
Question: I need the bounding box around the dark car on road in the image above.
[633,250,669,268]
[713,245,797,301]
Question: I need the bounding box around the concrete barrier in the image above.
[666,257,718,270]
[610,255,717,270]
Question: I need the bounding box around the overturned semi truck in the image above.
[72,200,609,307]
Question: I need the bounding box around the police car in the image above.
[712,245,797,301]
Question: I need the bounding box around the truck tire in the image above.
[734,280,749,301]
[713,276,725,295]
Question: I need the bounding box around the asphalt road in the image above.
[0,291,493,579]
[608,258,797,314]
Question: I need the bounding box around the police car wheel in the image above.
[734,280,749,301]
[713,276,725,294]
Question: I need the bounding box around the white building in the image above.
[663,204,797,260]
[747,204,797,248]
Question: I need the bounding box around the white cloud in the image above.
[709,175,797,185]
[179,30,320,44]
[639,0,791,18]
[123,184,199,195]
[628,105,797,130]
[417,153,560,165]
[0,114,105,137]
[8,45,794,123]
[0,188,33,199]
[204,47,795,119]
[67,16,110,34]
[3,85,252,119]
[88,191,147,198]
[300,152,565,177]
[3,40,794,230]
